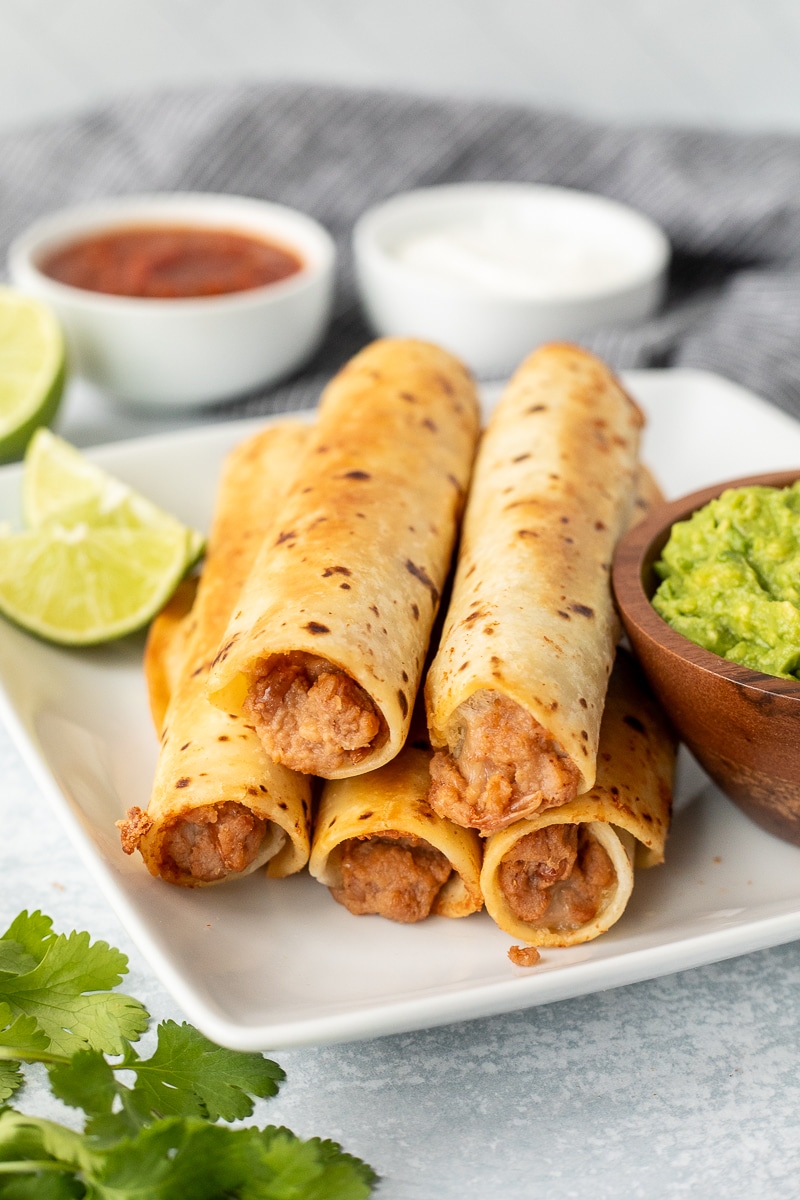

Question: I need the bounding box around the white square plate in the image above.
[2,368,800,1051]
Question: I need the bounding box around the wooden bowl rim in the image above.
[612,468,800,701]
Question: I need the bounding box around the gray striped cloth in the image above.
[3,81,800,419]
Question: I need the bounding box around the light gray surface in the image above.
[4,713,800,1198]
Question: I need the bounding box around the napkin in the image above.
[2,81,800,417]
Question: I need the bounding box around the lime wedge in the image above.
[0,288,65,464]
[23,429,204,566]
[0,520,189,645]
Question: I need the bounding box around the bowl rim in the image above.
[612,468,800,700]
[7,191,337,314]
[353,180,671,305]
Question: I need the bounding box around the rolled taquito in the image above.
[208,338,481,779]
[480,649,675,948]
[309,717,483,923]
[118,423,313,886]
[143,576,198,734]
[425,343,644,833]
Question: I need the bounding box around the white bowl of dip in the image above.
[353,183,669,378]
[8,193,336,409]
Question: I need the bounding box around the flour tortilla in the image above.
[480,650,675,947]
[425,343,644,830]
[309,739,484,920]
[208,338,481,779]
[120,423,313,886]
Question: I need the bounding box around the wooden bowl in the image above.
[612,470,800,845]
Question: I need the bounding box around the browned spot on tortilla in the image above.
[340,582,351,589]
[512,453,531,463]
[402,670,409,682]
[437,373,455,396]
[176,777,191,788]
[595,520,607,531]
[411,603,420,620]
[518,529,540,539]
[400,390,416,402]
[579,698,588,708]
[304,621,330,635]
[342,470,371,480]
[624,714,646,734]
[278,800,288,811]
[557,610,571,620]
[217,735,229,742]
[570,603,594,618]
[422,418,438,432]
[370,604,380,616]
[527,404,547,414]
[580,730,588,740]
[322,566,352,577]
[359,811,374,820]
[180,742,190,751]
[212,636,237,666]
[405,559,439,603]
[275,530,296,545]
[397,689,409,717]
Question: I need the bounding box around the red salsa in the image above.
[38,224,304,299]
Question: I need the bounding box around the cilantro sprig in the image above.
[0,911,376,1199]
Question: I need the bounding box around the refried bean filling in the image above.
[160,801,268,883]
[498,824,615,930]
[331,832,452,923]
[429,690,580,832]
[245,652,387,775]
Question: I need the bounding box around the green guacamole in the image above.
[652,482,800,680]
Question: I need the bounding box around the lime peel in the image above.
[0,288,65,463]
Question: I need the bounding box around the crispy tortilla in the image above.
[425,343,644,832]
[208,338,481,779]
[309,728,483,922]
[480,650,675,947]
[118,423,313,886]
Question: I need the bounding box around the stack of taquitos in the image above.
[118,423,313,886]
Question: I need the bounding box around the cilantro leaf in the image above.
[92,1118,376,1200]
[0,1065,22,1106]
[0,913,55,963]
[125,1021,284,1123]
[0,1109,98,1177]
[0,1003,51,1101]
[48,1050,117,1119]
[0,945,38,979]
[0,1174,84,1199]
[0,931,148,1057]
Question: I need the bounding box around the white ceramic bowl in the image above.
[8,193,336,409]
[353,182,670,378]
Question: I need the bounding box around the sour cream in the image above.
[353,183,670,377]
[390,213,646,299]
